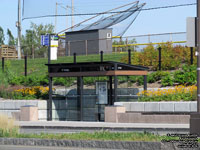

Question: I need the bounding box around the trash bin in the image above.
[20,105,38,121]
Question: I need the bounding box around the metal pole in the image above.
[48,34,51,64]
[2,57,4,73]
[100,51,103,62]
[85,40,88,56]
[114,63,118,104]
[78,76,83,121]
[48,77,53,121]
[109,76,113,105]
[158,47,162,70]
[55,2,58,33]
[71,0,74,31]
[128,49,131,64]
[73,53,76,63]
[48,34,52,121]
[68,41,71,56]
[17,0,21,60]
[191,47,194,65]
[24,55,27,76]
[144,75,147,91]
[197,0,200,113]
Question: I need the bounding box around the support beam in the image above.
[109,76,113,105]
[77,76,83,121]
[114,63,118,104]
[48,77,53,121]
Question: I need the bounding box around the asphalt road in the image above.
[0,145,118,150]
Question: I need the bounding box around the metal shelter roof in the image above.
[46,61,148,77]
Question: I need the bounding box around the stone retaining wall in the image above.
[0,138,199,150]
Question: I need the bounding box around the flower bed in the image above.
[138,85,197,102]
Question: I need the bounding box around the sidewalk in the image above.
[17,121,190,135]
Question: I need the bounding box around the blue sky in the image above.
[0,0,196,43]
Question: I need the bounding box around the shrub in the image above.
[138,85,197,101]
[161,74,174,87]
[174,65,196,85]
[120,43,194,71]
[148,71,169,83]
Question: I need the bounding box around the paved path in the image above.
[17,121,189,135]
[0,145,117,150]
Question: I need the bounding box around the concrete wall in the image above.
[114,101,197,112]
[0,100,196,122]
[110,102,197,124]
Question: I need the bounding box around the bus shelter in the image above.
[46,61,148,121]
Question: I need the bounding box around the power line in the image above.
[22,3,196,20]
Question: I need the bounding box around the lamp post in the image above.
[190,0,200,135]
[197,0,200,113]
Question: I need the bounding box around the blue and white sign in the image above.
[41,35,50,46]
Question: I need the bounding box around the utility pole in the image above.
[55,2,58,33]
[190,0,200,135]
[197,0,200,113]
[71,0,74,31]
[17,0,22,59]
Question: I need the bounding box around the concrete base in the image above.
[190,113,200,136]
[20,106,38,121]
[118,113,190,124]
[105,106,125,123]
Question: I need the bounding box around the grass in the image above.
[0,130,176,142]
[0,114,19,137]
[0,53,127,76]
[2,130,200,143]
[0,114,199,143]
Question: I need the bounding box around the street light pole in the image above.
[197,0,200,113]
[17,0,22,59]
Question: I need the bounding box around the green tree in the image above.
[0,26,5,46]
[21,30,35,57]
[21,22,54,58]
[7,29,15,46]
[112,38,137,52]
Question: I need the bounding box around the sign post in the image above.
[41,34,54,121]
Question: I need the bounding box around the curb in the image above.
[0,138,199,150]
[19,125,190,135]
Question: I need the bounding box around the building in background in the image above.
[65,29,112,56]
